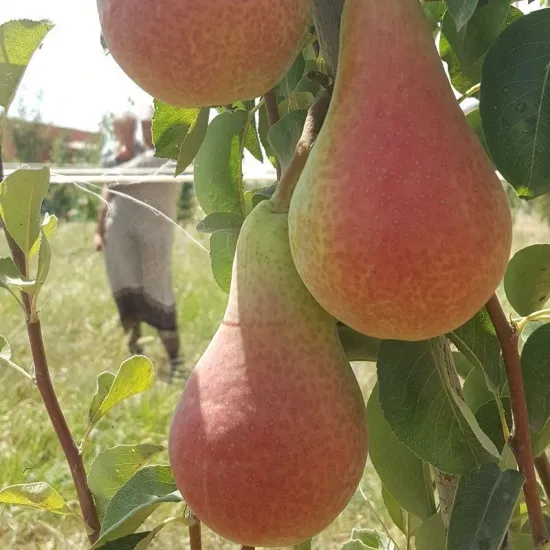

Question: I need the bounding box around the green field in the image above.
[0,193,547,549]
[0,214,389,550]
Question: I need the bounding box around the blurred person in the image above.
[95,109,183,379]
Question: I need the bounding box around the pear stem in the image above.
[271,89,332,213]
[486,294,549,548]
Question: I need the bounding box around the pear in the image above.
[97,0,311,108]
[168,199,368,547]
[288,0,512,341]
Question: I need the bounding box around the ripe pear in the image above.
[168,199,368,547]
[97,0,311,108]
[288,0,512,341]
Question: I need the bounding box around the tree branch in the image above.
[271,89,331,213]
[0,154,101,543]
[263,89,281,180]
[189,519,202,550]
[486,295,549,549]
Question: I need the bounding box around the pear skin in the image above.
[169,199,368,547]
[97,0,311,108]
[288,0,512,341]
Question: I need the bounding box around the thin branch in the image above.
[263,89,281,180]
[1,153,101,543]
[535,453,550,502]
[271,88,332,213]
[240,547,255,550]
[189,519,202,550]
[486,295,549,549]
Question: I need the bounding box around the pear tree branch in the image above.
[0,152,101,543]
[189,519,202,550]
[264,89,281,179]
[486,295,549,549]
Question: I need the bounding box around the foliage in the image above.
[2,2,550,550]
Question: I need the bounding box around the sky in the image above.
[2,0,152,132]
[1,1,541,133]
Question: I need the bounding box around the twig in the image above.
[189,520,202,550]
[271,89,332,213]
[1,154,101,543]
[486,295,549,548]
[535,453,550,502]
[263,89,281,180]
[240,547,255,550]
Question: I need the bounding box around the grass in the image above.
[0,213,387,550]
[0,191,547,549]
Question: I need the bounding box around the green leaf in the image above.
[0,335,10,361]
[89,357,154,427]
[276,52,306,99]
[258,104,278,169]
[350,528,397,550]
[209,231,238,293]
[29,231,51,293]
[267,110,308,172]
[415,513,447,550]
[152,101,200,161]
[196,212,244,234]
[101,533,152,550]
[441,0,510,85]
[175,107,210,176]
[423,2,446,33]
[533,416,550,457]
[452,350,473,378]
[89,371,116,424]
[504,245,550,315]
[382,486,405,533]
[0,257,35,290]
[440,6,522,94]
[88,444,165,517]
[447,462,524,550]
[278,92,315,117]
[466,108,490,156]
[339,541,368,550]
[463,368,493,412]
[0,167,50,255]
[0,482,72,515]
[30,213,58,258]
[194,111,247,215]
[439,32,479,94]
[444,0,478,32]
[508,532,535,550]
[294,540,312,550]
[474,397,512,452]
[0,20,54,110]
[480,9,550,199]
[521,323,550,433]
[366,384,435,520]
[449,308,505,392]
[93,466,180,548]
[243,108,263,163]
[377,338,499,474]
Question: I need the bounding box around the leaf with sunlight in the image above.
[0,167,50,255]
[0,19,54,110]
[0,482,73,515]
[92,466,181,548]
[89,357,154,427]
